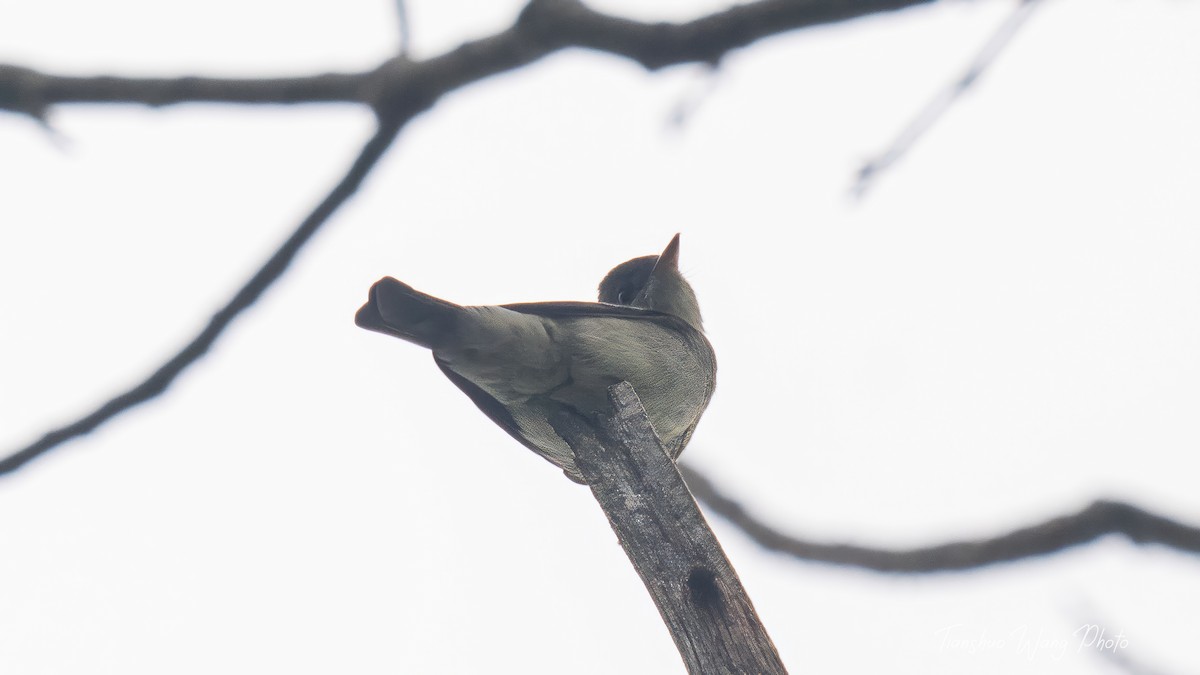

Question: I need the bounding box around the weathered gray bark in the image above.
[551,382,787,675]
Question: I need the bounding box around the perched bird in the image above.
[355,234,715,483]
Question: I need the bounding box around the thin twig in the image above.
[851,0,1045,199]
[665,65,722,130]
[1073,604,1174,675]
[679,464,1200,573]
[394,0,411,57]
[0,119,405,476]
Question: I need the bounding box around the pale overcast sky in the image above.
[2,1,1199,673]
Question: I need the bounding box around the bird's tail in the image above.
[355,277,463,350]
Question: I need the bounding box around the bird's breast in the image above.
[543,316,714,442]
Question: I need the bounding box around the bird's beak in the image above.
[652,233,681,274]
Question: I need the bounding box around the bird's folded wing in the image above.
[500,301,685,326]
[433,356,585,483]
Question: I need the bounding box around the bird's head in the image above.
[598,233,703,331]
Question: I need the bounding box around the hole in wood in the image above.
[686,566,723,610]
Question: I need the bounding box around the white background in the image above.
[2,0,1198,673]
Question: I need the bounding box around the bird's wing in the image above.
[499,300,665,320]
[500,301,702,336]
[433,355,586,483]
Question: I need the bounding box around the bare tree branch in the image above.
[0,118,406,477]
[0,0,943,476]
[0,64,363,118]
[679,464,1200,572]
[552,383,787,674]
[0,0,938,118]
[852,0,1044,198]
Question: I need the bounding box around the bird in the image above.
[354,234,716,483]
